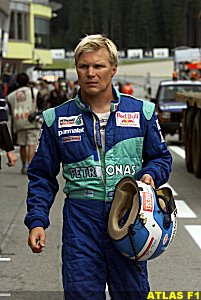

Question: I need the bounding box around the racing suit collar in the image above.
[75,85,120,112]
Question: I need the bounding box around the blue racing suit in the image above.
[24,86,172,300]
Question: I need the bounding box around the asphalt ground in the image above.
[0,150,64,294]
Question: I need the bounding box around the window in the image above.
[34,17,50,49]
[158,84,201,102]
[9,11,29,41]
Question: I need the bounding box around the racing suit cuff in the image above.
[29,220,45,231]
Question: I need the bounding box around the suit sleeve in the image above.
[135,113,172,188]
[24,121,61,230]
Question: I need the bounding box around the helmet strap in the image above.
[128,225,143,273]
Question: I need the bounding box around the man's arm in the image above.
[136,113,172,188]
[24,118,61,233]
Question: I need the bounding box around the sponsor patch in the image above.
[116,111,140,127]
[106,164,136,176]
[163,233,169,245]
[69,167,97,178]
[142,192,153,212]
[62,136,81,142]
[108,191,115,198]
[58,127,84,137]
[58,114,83,128]
[95,166,102,177]
[84,190,94,197]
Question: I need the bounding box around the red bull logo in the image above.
[116,111,140,127]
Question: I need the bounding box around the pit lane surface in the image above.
[148,136,201,292]
[0,138,201,299]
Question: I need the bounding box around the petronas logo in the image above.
[76,115,83,125]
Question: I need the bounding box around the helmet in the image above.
[108,177,177,261]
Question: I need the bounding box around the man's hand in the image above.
[140,174,155,188]
[28,227,45,253]
[6,151,17,167]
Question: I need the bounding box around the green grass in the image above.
[44,59,75,69]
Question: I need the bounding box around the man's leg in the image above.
[17,130,28,174]
[20,145,28,174]
[105,236,150,300]
[27,129,40,164]
[20,145,27,164]
[27,144,36,164]
[62,199,107,300]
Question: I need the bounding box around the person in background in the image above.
[7,73,39,174]
[67,80,78,99]
[122,81,134,95]
[5,74,18,96]
[47,79,68,108]
[172,71,178,81]
[190,70,200,81]
[0,86,17,168]
[25,34,172,300]
[36,79,49,111]
[114,81,123,92]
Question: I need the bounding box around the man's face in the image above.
[76,48,117,98]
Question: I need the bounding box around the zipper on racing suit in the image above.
[93,113,106,187]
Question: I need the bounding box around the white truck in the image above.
[173,47,201,80]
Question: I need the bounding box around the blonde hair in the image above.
[74,34,119,66]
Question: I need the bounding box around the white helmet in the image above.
[108,177,177,261]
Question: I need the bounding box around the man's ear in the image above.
[111,65,117,77]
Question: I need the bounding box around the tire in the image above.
[192,110,201,178]
[185,109,195,173]
[178,127,182,142]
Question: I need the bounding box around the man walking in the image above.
[7,73,39,174]
[25,34,172,299]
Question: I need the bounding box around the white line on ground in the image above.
[175,200,197,218]
[169,146,185,159]
[185,225,201,250]
[160,182,178,196]
[0,258,11,262]
[0,294,11,297]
